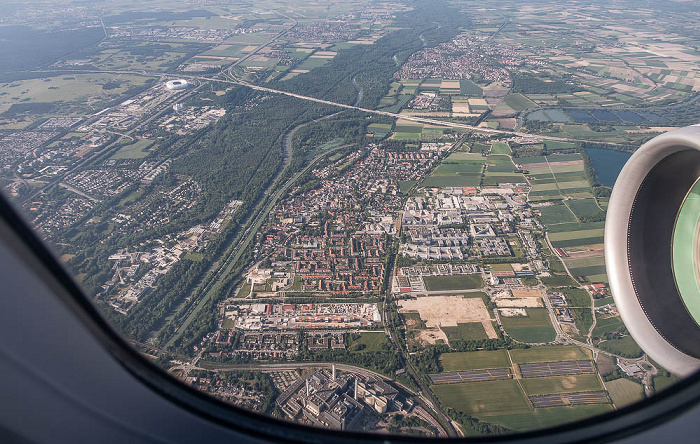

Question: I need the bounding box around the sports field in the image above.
[509,345,591,364]
[423,274,484,291]
[500,308,557,343]
[440,350,511,371]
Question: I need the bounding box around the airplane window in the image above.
[2,0,700,438]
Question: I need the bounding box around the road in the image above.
[162,131,348,349]
[21,81,203,204]
[192,360,449,437]
[39,65,623,146]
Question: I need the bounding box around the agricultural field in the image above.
[491,142,511,155]
[423,274,484,291]
[499,309,556,343]
[564,256,606,282]
[440,350,511,372]
[432,380,530,415]
[521,374,604,396]
[459,79,483,96]
[367,123,392,138]
[423,152,486,187]
[605,378,645,408]
[548,226,605,249]
[483,405,613,431]
[504,93,537,111]
[509,346,591,364]
[538,205,577,225]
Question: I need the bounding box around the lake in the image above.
[585,148,632,187]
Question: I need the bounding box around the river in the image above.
[585,147,632,187]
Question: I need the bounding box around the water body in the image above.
[585,148,632,187]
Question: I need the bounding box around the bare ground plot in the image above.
[398,296,497,338]
[440,350,511,372]
[495,289,543,308]
[416,329,448,345]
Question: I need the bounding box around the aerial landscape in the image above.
[2,0,699,437]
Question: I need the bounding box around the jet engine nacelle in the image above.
[606,125,700,376]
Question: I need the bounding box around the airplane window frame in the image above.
[2,191,700,443]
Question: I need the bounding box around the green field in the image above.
[393,131,422,141]
[567,199,602,218]
[541,274,579,287]
[544,141,578,150]
[460,79,483,96]
[522,374,603,395]
[560,288,592,307]
[423,274,484,291]
[594,296,615,307]
[112,138,154,159]
[547,222,605,233]
[598,336,643,358]
[592,316,625,338]
[440,350,511,371]
[500,309,556,343]
[504,93,537,111]
[349,332,388,353]
[367,123,392,138]
[539,205,578,225]
[399,180,417,193]
[422,174,481,187]
[606,378,645,408]
[442,322,488,342]
[549,228,605,243]
[550,237,605,248]
[432,380,531,415]
[483,173,526,186]
[509,345,590,364]
[653,373,680,393]
[483,405,613,431]
[0,73,152,118]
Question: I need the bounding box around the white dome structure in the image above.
[165,79,190,91]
